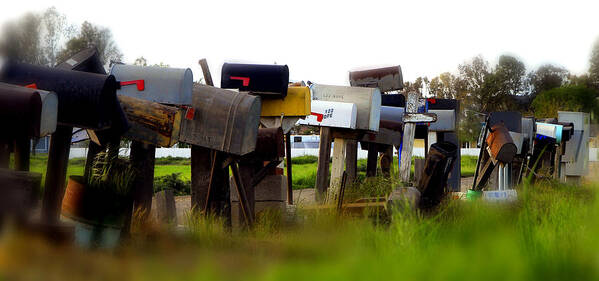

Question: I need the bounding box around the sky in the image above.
[2,0,599,86]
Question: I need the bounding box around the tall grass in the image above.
[2,180,599,280]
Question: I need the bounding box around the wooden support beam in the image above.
[345,140,357,184]
[13,136,30,171]
[380,145,393,178]
[398,92,418,183]
[285,132,293,204]
[191,145,212,212]
[42,125,72,222]
[0,140,9,169]
[231,162,254,227]
[129,141,155,221]
[366,147,378,177]
[328,137,347,203]
[315,127,332,203]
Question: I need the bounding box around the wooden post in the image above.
[42,125,72,222]
[315,127,332,202]
[398,92,418,184]
[191,146,211,212]
[13,137,30,171]
[231,162,255,227]
[345,140,357,184]
[0,140,9,169]
[129,141,155,221]
[328,137,347,203]
[238,159,259,218]
[205,151,231,220]
[285,132,293,204]
[199,59,214,86]
[380,145,393,178]
[366,147,378,177]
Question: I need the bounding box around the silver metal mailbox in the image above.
[310,84,381,131]
[427,110,456,132]
[110,64,193,105]
[558,111,589,176]
[380,106,404,123]
[179,85,261,156]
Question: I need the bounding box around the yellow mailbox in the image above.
[260,86,311,117]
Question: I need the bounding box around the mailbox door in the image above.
[221,63,289,98]
[56,47,106,74]
[0,61,118,130]
[118,95,182,147]
[297,100,357,129]
[427,110,455,132]
[310,84,381,131]
[110,64,193,106]
[179,85,261,155]
[349,65,403,92]
[260,86,311,117]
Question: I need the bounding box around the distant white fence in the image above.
[69,147,597,161]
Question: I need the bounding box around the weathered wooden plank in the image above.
[118,95,181,147]
[198,59,214,86]
[191,146,211,212]
[0,169,41,220]
[398,92,418,183]
[130,141,155,221]
[345,140,358,184]
[328,138,347,203]
[360,128,402,146]
[403,113,437,123]
[153,190,177,224]
[315,127,332,202]
[13,137,30,171]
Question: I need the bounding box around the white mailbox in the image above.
[297,100,357,129]
[110,64,193,106]
[310,84,381,131]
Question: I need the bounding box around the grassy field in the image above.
[25,154,477,191]
[2,180,598,280]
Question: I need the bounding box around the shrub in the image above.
[154,173,190,196]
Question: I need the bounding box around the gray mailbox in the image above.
[558,111,590,178]
[110,64,193,106]
[179,85,261,156]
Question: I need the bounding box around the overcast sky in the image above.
[2,0,599,86]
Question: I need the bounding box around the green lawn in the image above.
[25,154,477,191]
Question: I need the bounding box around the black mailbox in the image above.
[0,60,119,130]
[56,48,129,142]
[221,63,289,98]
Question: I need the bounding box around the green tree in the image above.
[527,64,569,97]
[531,85,599,118]
[589,37,599,87]
[0,7,74,66]
[428,72,465,99]
[495,55,526,96]
[57,21,123,68]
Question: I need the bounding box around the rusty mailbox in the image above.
[0,61,119,130]
[221,63,289,99]
[349,65,403,93]
[310,84,381,131]
[0,82,58,138]
[179,84,261,155]
[110,64,193,106]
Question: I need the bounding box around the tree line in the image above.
[402,48,599,142]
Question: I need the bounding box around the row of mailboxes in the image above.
[0,82,58,139]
